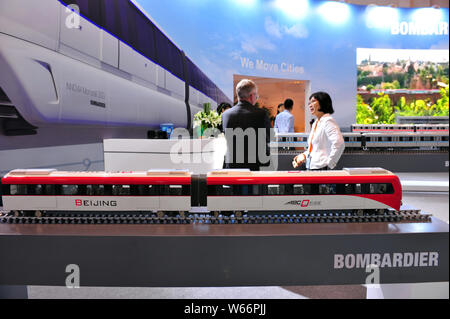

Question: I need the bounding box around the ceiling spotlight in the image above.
[275,0,309,20]
[318,1,350,24]
[365,5,399,29]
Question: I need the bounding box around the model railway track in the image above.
[0,209,431,225]
[343,150,449,155]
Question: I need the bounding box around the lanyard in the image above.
[308,119,320,153]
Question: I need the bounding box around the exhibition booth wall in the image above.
[0,0,448,173]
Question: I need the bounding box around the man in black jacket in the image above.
[222,79,272,171]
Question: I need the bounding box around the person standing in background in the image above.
[276,103,285,115]
[217,102,232,132]
[274,98,295,133]
[292,92,344,170]
[222,79,272,171]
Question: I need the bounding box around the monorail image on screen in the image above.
[0,0,230,138]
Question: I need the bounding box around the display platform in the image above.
[0,205,448,298]
[103,138,226,174]
[272,151,449,172]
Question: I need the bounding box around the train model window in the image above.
[168,185,183,196]
[293,184,305,195]
[213,185,233,196]
[134,185,159,196]
[112,185,131,196]
[160,185,190,196]
[25,184,43,195]
[233,185,261,196]
[355,184,362,194]
[86,185,105,196]
[45,185,55,195]
[9,184,28,195]
[132,185,146,196]
[61,185,80,196]
[344,183,354,194]
[336,183,352,194]
[293,184,313,195]
[319,184,337,195]
[267,184,282,195]
[369,183,394,194]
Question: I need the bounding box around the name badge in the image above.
[306,154,311,170]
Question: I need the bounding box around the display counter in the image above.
[0,206,447,298]
[103,138,227,173]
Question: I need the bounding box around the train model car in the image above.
[272,130,449,151]
[0,168,430,224]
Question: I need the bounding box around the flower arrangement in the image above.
[193,103,222,135]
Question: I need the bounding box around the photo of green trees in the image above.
[356,48,449,124]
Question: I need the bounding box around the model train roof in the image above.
[5,169,191,178]
[208,168,394,178]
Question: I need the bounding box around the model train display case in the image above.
[0,207,448,294]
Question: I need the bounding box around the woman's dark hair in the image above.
[217,102,232,114]
[309,92,334,114]
[276,103,284,114]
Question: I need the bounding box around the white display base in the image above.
[103,138,227,174]
[397,173,449,192]
[366,282,449,299]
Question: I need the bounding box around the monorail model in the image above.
[0,0,230,136]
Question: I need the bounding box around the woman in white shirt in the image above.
[292,92,345,170]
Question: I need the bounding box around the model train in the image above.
[1,168,402,218]
[351,124,449,133]
[273,131,449,151]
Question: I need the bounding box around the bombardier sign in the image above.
[391,21,448,36]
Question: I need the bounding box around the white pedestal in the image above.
[103,138,226,174]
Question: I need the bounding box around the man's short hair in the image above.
[284,98,294,110]
[236,79,256,100]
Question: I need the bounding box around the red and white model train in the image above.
[1,168,402,216]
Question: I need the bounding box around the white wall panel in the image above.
[100,30,119,68]
[165,71,185,97]
[0,0,59,51]
[59,5,101,60]
[119,42,157,85]
[189,86,199,106]
[157,65,166,88]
